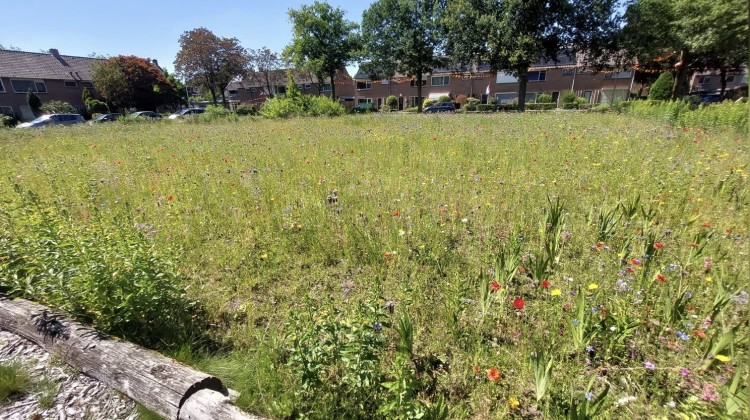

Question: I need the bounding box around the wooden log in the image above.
[0,297,261,420]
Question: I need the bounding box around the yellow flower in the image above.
[588,283,599,290]
[715,355,731,362]
[705,276,713,283]
[508,396,520,409]
[260,252,268,260]
[550,289,562,296]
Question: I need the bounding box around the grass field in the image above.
[1,113,747,419]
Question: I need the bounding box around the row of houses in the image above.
[1,48,747,120]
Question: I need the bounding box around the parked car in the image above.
[16,113,85,128]
[168,108,205,119]
[424,102,456,113]
[92,113,122,123]
[131,111,161,119]
[351,103,376,113]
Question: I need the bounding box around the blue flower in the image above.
[373,322,383,332]
[676,331,689,341]
[585,392,594,401]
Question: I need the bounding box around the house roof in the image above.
[0,49,104,81]
[230,68,351,90]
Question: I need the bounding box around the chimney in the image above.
[49,48,60,58]
[152,59,159,67]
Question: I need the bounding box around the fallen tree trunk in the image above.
[0,297,263,420]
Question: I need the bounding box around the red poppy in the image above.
[512,297,525,310]
[690,243,700,248]
[693,329,706,339]
[392,209,400,217]
[541,280,550,289]
[626,267,635,273]
[656,274,666,283]
[490,281,501,291]
[653,242,664,250]
[473,365,481,373]
[167,195,174,201]
[487,367,502,381]
[702,223,712,228]
[518,267,525,274]
[383,252,392,258]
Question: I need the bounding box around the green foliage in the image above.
[0,363,31,404]
[86,99,109,115]
[627,99,748,132]
[423,98,437,108]
[465,97,480,111]
[476,104,494,112]
[567,377,610,420]
[561,90,578,104]
[386,95,398,110]
[531,349,554,402]
[537,93,553,103]
[92,55,180,110]
[1,114,18,127]
[648,72,674,100]
[26,90,41,116]
[40,100,76,114]
[437,94,451,103]
[235,104,256,116]
[0,186,202,349]
[526,103,557,111]
[260,94,345,118]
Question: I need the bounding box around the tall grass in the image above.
[0,114,747,418]
[625,99,748,133]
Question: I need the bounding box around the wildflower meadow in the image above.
[0,111,747,418]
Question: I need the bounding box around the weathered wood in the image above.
[0,297,260,420]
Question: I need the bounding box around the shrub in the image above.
[537,93,553,104]
[486,96,496,105]
[561,91,578,105]
[27,90,42,116]
[385,95,398,111]
[86,99,109,115]
[525,103,556,111]
[592,103,611,113]
[1,114,18,128]
[648,72,674,100]
[235,104,256,116]
[40,100,77,114]
[454,95,468,107]
[0,186,203,349]
[438,94,451,103]
[423,99,437,109]
[476,104,495,112]
[403,106,419,113]
[465,97,480,111]
[260,95,345,118]
[497,103,518,111]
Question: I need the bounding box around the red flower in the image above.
[541,280,550,289]
[626,267,635,273]
[512,297,525,310]
[693,329,706,339]
[487,367,502,382]
[656,274,666,283]
[392,209,400,217]
[690,243,700,248]
[518,267,525,274]
[702,223,712,228]
[490,281,501,291]
[167,195,174,201]
[653,242,664,250]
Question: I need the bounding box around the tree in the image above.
[284,1,360,101]
[648,72,674,100]
[622,0,748,98]
[91,56,180,111]
[27,90,41,116]
[362,0,445,112]
[174,28,249,106]
[247,47,286,98]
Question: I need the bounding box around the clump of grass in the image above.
[0,363,32,404]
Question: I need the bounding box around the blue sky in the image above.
[1,0,372,74]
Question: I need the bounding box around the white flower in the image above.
[461,218,468,223]
[614,396,637,407]
[398,229,406,236]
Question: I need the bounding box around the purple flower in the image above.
[585,392,594,401]
[680,368,691,376]
[644,360,656,370]
[676,331,689,341]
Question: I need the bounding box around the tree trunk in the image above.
[209,87,218,106]
[417,72,423,112]
[517,65,529,112]
[329,71,337,102]
[221,89,228,108]
[671,50,691,99]
[719,67,727,97]
[0,297,261,420]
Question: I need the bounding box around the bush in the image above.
[86,99,109,115]
[0,186,202,348]
[1,114,18,128]
[423,99,437,109]
[537,93,553,103]
[486,96,496,105]
[648,72,674,100]
[626,99,748,132]
[40,100,77,114]
[454,95,468,108]
[525,103,556,111]
[260,95,345,118]
[465,98,480,111]
[438,94,451,103]
[236,104,256,116]
[27,90,42,116]
[592,103,611,113]
[385,95,398,111]
[403,106,419,113]
[497,103,518,112]
[561,90,578,105]
[476,104,495,112]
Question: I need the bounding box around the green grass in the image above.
[0,113,747,419]
[0,363,32,404]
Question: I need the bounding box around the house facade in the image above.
[0,49,104,120]
[353,56,636,109]
[689,69,748,95]
[225,68,357,108]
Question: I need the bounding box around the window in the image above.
[604,71,632,79]
[431,76,449,86]
[551,91,560,103]
[409,96,420,107]
[496,72,518,83]
[322,84,332,92]
[377,97,383,108]
[275,86,286,94]
[228,89,239,95]
[19,106,34,121]
[358,98,372,104]
[357,81,372,90]
[249,87,257,93]
[11,79,47,93]
[495,93,516,104]
[381,79,389,85]
[698,76,711,84]
[304,84,311,89]
[527,71,546,82]
[297,84,304,90]
[583,91,592,103]
[0,79,6,93]
[80,81,94,89]
[524,92,540,103]
[726,75,736,83]
[409,79,426,87]
[0,106,13,116]
[64,81,78,88]
[562,69,574,76]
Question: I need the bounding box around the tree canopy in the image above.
[91,56,179,111]
[247,47,286,98]
[362,0,445,112]
[174,28,249,106]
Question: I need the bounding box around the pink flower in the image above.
[701,384,719,402]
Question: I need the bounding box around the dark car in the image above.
[92,113,121,123]
[131,111,161,119]
[424,102,456,113]
[351,103,376,113]
[168,108,205,119]
[17,113,85,128]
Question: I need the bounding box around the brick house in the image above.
[225,68,356,109]
[0,48,104,120]
[353,56,636,109]
[689,69,748,95]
